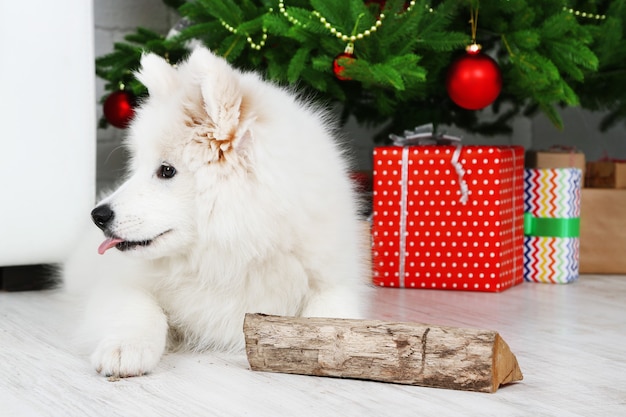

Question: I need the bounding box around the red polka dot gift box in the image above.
[371,145,525,292]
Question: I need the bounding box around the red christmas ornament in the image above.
[446,45,502,110]
[103,90,135,128]
[350,171,372,193]
[333,46,356,81]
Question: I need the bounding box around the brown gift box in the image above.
[580,189,626,274]
[585,161,626,189]
[526,149,586,174]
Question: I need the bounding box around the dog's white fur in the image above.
[62,47,369,378]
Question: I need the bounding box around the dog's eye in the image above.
[158,164,176,179]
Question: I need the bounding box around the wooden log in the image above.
[244,314,522,393]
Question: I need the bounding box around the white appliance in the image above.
[0,1,96,266]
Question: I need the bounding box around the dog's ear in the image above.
[187,47,254,151]
[135,53,179,99]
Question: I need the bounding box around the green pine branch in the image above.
[94,0,626,139]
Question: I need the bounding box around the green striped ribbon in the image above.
[523,213,580,238]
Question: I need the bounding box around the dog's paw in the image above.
[91,338,164,378]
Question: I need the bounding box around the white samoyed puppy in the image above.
[62,47,370,378]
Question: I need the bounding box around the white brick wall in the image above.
[94,1,626,192]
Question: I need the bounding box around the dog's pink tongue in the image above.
[98,237,124,255]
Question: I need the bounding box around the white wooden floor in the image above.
[2,276,626,417]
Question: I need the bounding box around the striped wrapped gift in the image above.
[523,168,582,283]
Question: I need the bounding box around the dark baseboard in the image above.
[0,264,59,292]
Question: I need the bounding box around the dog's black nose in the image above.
[91,204,114,231]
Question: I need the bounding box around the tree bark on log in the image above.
[244,314,522,393]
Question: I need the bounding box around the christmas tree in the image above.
[96,0,626,140]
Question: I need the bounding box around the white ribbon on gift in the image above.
[398,147,410,287]
[390,123,461,147]
[391,124,469,287]
[390,124,522,288]
[390,124,468,205]
[452,146,469,205]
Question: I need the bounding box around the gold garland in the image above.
[219,20,268,51]
[278,0,427,44]
[216,3,607,52]
[563,6,606,20]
